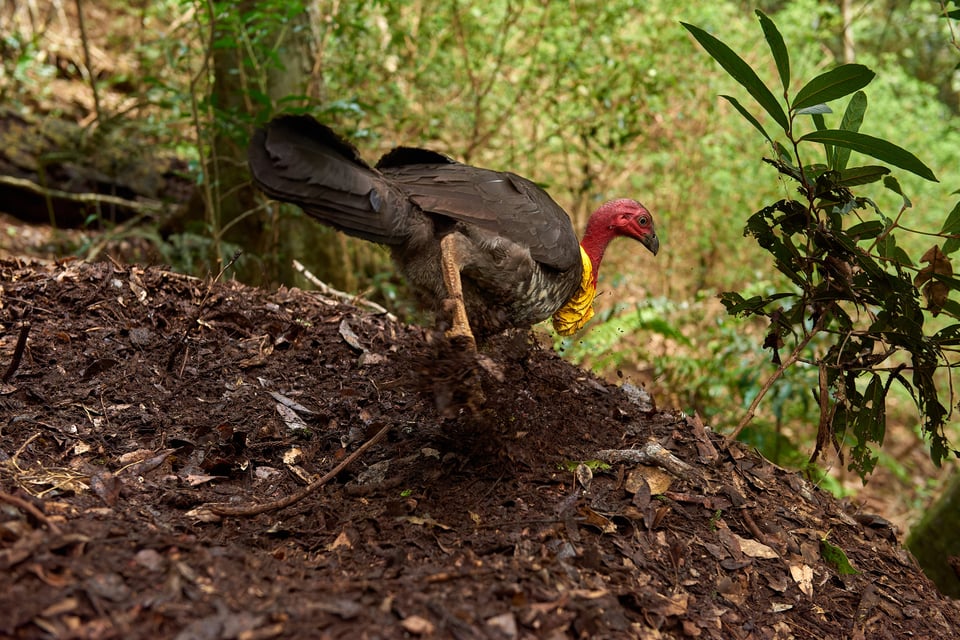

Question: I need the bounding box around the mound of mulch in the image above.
[1,258,958,639]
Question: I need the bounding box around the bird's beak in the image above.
[643,232,660,256]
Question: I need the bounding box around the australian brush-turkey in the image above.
[247,115,659,349]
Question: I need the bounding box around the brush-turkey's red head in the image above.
[580,199,659,285]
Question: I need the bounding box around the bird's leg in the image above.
[439,234,477,352]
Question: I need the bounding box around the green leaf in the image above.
[756,10,790,93]
[934,321,960,343]
[877,233,912,266]
[940,199,960,255]
[793,64,876,111]
[941,300,960,321]
[834,91,867,170]
[809,112,831,161]
[837,165,890,186]
[682,22,790,132]
[797,104,833,115]
[883,175,914,208]
[640,316,693,344]
[847,220,884,239]
[929,272,960,290]
[820,538,859,575]
[745,208,806,286]
[559,459,612,472]
[721,95,771,142]
[863,374,886,442]
[719,292,794,316]
[800,130,938,182]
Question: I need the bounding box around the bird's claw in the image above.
[445,328,477,353]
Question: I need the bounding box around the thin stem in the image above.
[74,0,102,125]
[729,313,827,440]
[210,423,392,516]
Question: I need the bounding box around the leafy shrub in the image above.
[677,11,959,477]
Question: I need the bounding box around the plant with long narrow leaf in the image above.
[682,11,958,476]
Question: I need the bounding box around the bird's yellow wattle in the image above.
[551,246,596,336]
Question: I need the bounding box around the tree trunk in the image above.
[196,1,391,294]
[204,1,313,286]
[841,0,855,63]
[907,472,960,597]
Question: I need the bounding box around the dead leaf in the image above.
[40,597,79,617]
[133,548,165,572]
[400,615,435,635]
[80,357,118,381]
[914,245,953,315]
[625,465,673,495]
[578,506,616,534]
[405,515,452,530]
[575,463,593,491]
[183,473,218,486]
[687,412,719,462]
[85,572,132,602]
[649,591,689,617]
[128,275,148,304]
[716,574,748,606]
[124,449,175,477]
[0,529,46,570]
[276,402,308,431]
[766,572,791,592]
[790,563,814,597]
[327,529,353,551]
[359,351,388,366]
[269,391,315,415]
[185,506,222,523]
[733,534,779,559]
[287,464,314,483]
[118,448,156,465]
[486,612,517,638]
[89,470,119,507]
[72,441,92,455]
[338,319,364,351]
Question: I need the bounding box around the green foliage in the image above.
[683,11,959,477]
[820,537,860,575]
[559,293,831,470]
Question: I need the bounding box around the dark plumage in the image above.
[248,115,658,347]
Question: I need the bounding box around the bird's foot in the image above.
[442,297,477,352]
[440,330,504,382]
[444,327,477,353]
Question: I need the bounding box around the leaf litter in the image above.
[0,259,958,638]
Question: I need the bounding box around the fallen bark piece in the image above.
[596,442,695,479]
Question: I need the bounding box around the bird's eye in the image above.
[638,216,647,225]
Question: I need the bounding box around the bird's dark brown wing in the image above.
[377,147,580,272]
[249,116,413,246]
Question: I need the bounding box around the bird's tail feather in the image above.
[248,115,409,245]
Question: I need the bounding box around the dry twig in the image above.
[0,490,62,535]
[209,423,392,517]
[595,442,695,479]
[292,259,397,320]
[2,323,31,383]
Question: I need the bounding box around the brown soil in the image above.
[2,258,959,639]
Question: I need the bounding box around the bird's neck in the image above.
[579,222,618,287]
